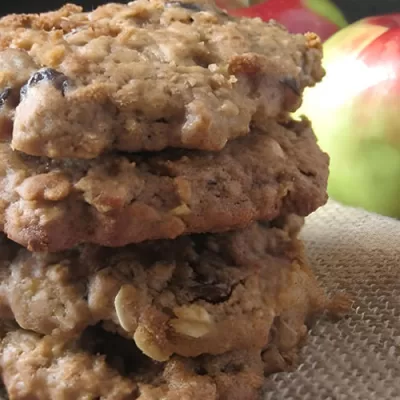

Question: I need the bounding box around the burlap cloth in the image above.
[0,200,399,399]
[263,199,400,399]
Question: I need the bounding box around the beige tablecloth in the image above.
[264,200,400,399]
[1,200,399,399]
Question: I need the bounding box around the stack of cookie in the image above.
[0,1,332,399]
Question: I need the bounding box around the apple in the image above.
[297,14,400,218]
[216,0,347,42]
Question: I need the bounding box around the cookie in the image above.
[0,313,308,400]
[0,215,327,361]
[0,0,324,158]
[0,118,329,252]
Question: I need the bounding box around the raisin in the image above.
[194,366,208,376]
[259,220,272,229]
[191,234,208,255]
[221,362,243,373]
[28,68,66,86]
[191,282,232,303]
[0,88,11,107]
[280,77,300,96]
[166,1,204,11]
[21,68,69,97]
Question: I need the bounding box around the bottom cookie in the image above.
[0,313,312,400]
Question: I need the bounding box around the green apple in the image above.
[297,14,400,217]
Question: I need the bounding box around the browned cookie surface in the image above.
[0,119,329,252]
[0,0,324,158]
[0,216,327,361]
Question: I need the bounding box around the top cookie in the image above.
[0,0,324,158]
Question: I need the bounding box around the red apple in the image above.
[216,0,347,42]
[297,14,400,217]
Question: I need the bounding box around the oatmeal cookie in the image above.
[0,215,327,361]
[0,118,329,252]
[0,0,324,158]
[0,310,312,400]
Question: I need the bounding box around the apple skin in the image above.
[216,0,347,42]
[297,14,400,217]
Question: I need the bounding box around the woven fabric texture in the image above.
[264,200,400,399]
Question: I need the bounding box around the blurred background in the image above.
[0,0,399,20]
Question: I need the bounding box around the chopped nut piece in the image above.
[305,32,322,50]
[170,305,214,338]
[170,204,191,216]
[114,285,140,333]
[174,177,192,204]
[133,325,172,362]
[74,161,144,212]
[16,172,72,201]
